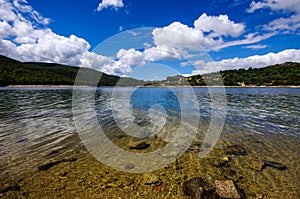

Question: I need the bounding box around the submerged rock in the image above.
[210,156,230,168]
[143,174,162,185]
[222,168,237,179]
[16,138,29,143]
[125,164,135,170]
[264,161,287,170]
[250,160,266,171]
[0,184,21,194]
[250,160,287,171]
[38,160,62,171]
[224,145,247,156]
[215,180,243,199]
[46,150,59,157]
[129,141,150,150]
[38,157,77,171]
[182,177,217,199]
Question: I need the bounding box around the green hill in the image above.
[0,55,143,86]
[1,54,299,87]
[163,62,300,86]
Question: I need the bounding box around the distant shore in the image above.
[5,85,84,88]
[3,85,300,88]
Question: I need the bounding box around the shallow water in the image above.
[0,87,299,198]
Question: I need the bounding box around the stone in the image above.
[38,157,77,171]
[222,169,237,178]
[112,134,127,139]
[16,138,29,143]
[210,157,230,168]
[182,177,217,199]
[215,180,242,199]
[38,160,62,171]
[129,141,150,150]
[255,194,264,199]
[0,184,21,193]
[143,174,161,185]
[222,156,230,162]
[264,161,287,170]
[46,150,59,157]
[250,160,266,171]
[125,164,135,170]
[224,145,247,156]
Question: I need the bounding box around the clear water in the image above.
[0,87,299,198]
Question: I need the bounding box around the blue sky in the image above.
[0,0,299,80]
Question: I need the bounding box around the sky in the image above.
[0,0,299,80]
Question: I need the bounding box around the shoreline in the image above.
[4,85,300,88]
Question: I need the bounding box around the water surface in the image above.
[0,87,299,198]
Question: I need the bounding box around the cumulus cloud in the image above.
[152,21,222,51]
[117,48,145,67]
[80,52,132,76]
[192,49,300,74]
[0,0,125,75]
[152,13,269,53]
[96,0,124,12]
[194,13,245,37]
[247,0,300,34]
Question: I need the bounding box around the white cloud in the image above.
[144,46,185,62]
[80,52,132,76]
[152,21,221,51]
[192,49,300,74]
[194,13,245,37]
[0,21,13,38]
[247,0,300,13]
[244,44,267,50]
[214,32,275,50]
[152,13,270,53]
[117,48,145,66]
[0,0,17,21]
[247,0,300,34]
[263,14,300,33]
[0,0,125,75]
[96,0,124,12]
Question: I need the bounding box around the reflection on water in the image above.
[0,87,299,198]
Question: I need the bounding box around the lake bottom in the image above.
[0,122,299,199]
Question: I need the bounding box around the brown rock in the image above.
[129,141,150,150]
[264,161,287,170]
[250,160,266,171]
[215,180,243,199]
[182,177,217,199]
[224,145,247,156]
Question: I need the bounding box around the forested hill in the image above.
[0,55,144,86]
[162,62,300,86]
[1,54,299,87]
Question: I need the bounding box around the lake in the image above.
[0,87,299,198]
